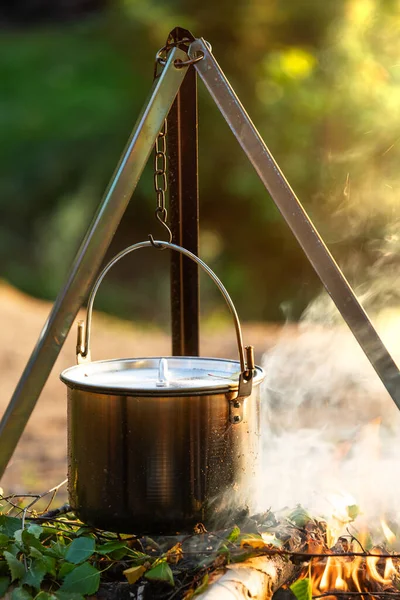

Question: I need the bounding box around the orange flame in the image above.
[297,419,400,597]
[308,543,399,599]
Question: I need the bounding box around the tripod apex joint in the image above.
[1,29,399,480]
[155,27,212,68]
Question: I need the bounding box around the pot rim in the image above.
[60,356,265,397]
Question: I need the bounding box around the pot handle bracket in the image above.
[228,344,255,424]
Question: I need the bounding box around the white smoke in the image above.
[258,299,400,541]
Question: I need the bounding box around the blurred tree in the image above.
[1,0,400,324]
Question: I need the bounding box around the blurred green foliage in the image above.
[1,0,400,324]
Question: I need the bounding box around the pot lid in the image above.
[60,356,265,396]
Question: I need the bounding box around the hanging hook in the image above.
[148,207,173,249]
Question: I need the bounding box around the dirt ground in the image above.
[0,281,287,497]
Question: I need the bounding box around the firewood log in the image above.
[195,553,298,600]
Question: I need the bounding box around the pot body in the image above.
[67,384,262,533]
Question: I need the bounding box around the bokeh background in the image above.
[2,0,400,324]
[2,0,400,493]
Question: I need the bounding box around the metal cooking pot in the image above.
[61,240,265,534]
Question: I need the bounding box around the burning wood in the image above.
[192,553,298,600]
[192,514,400,600]
[305,543,400,600]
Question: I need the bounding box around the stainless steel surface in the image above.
[190,37,400,410]
[61,357,265,395]
[66,379,263,533]
[77,240,251,383]
[0,48,189,479]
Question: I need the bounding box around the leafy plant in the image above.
[0,495,321,598]
[0,513,151,598]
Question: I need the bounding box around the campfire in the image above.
[298,518,400,600]
[2,446,400,599]
[3,324,400,599]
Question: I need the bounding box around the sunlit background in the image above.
[2,0,400,323]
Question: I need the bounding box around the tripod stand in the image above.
[1,29,399,479]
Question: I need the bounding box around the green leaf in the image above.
[145,561,174,586]
[4,551,25,582]
[0,516,22,537]
[65,536,95,564]
[95,540,128,555]
[259,532,283,547]
[230,549,259,563]
[226,526,240,543]
[290,578,312,600]
[14,529,23,543]
[288,506,311,527]
[59,562,100,596]
[11,587,33,600]
[0,532,10,547]
[27,549,56,578]
[21,530,44,552]
[111,547,130,560]
[0,575,10,596]
[22,558,46,589]
[47,541,67,559]
[218,544,230,557]
[58,561,76,579]
[347,505,360,521]
[27,524,43,539]
[41,554,57,577]
[75,526,93,537]
[41,527,58,539]
[35,593,57,600]
[126,549,150,561]
[7,543,21,557]
[193,573,209,596]
[29,547,43,560]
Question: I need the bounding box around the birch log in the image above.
[196,553,298,600]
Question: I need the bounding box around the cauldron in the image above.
[61,241,265,533]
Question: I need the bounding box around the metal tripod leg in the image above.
[189,38,400,409]
[0,47,189,479]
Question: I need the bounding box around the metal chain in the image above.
[149,61,172,248]
[153,119,168,228]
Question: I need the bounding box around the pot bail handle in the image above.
[76,240,254,397]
